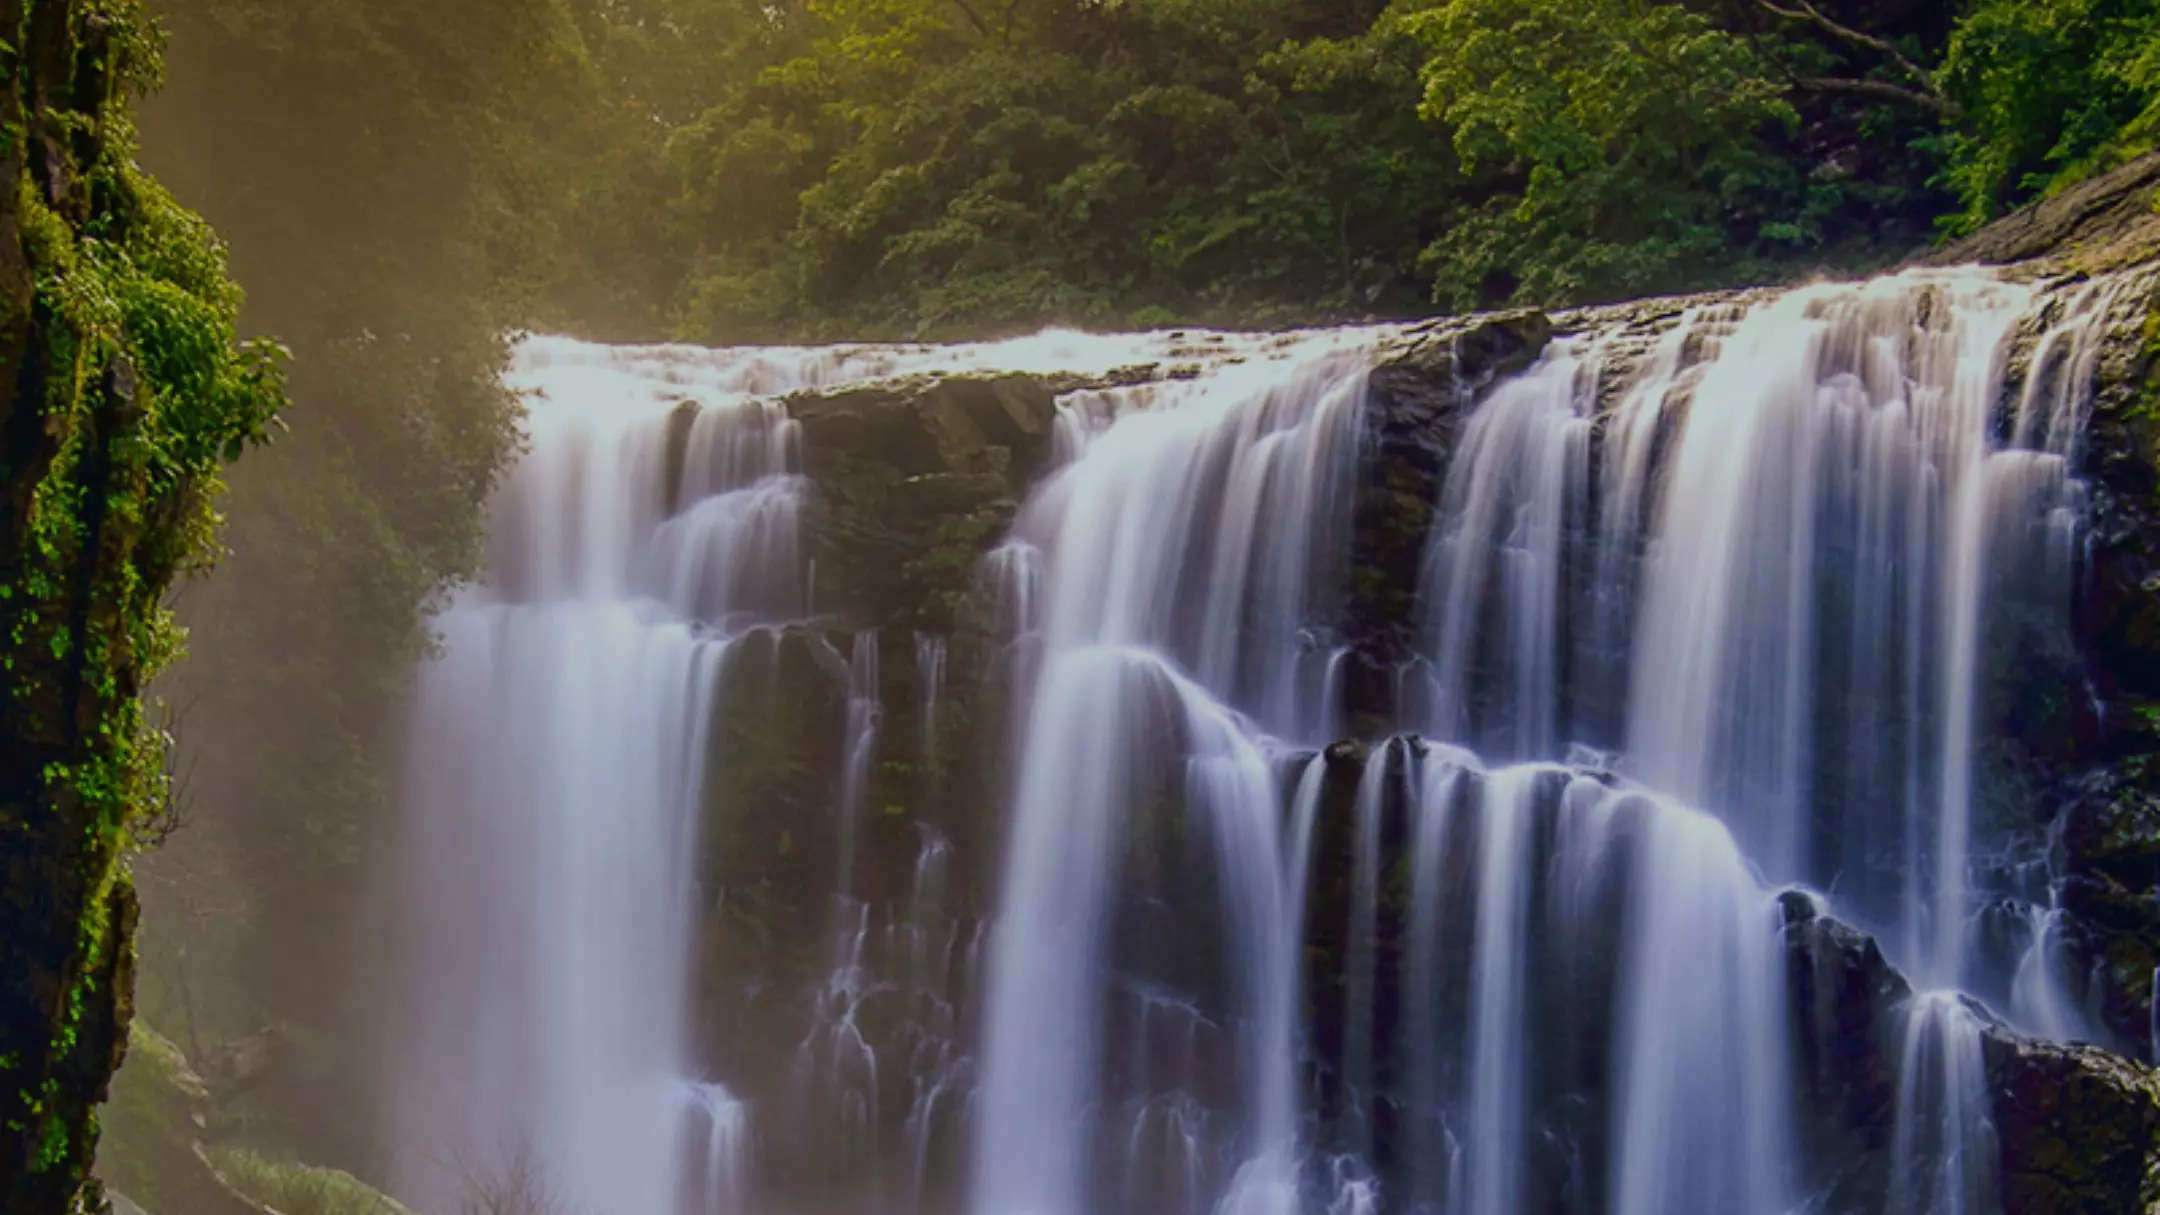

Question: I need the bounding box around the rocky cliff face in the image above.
[1,7,256,1210]
[604,156,2160,1215]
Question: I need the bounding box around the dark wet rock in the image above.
[790,373,1062,483]
[1344,312,1555,730]
[787,374,1061,632]
[1781,894,1910,1213]
[1779,892,2160,1214]
[2069,277,2160,725]
[1985,1034,2160,1213]
[2030,272,2160,1053]
[663,398,700,512]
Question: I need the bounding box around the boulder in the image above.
[1986,1034,2160,1213]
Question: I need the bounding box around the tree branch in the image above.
[1792,75,1959,118]
[1758,0,1944,100]
[946,0,991,39]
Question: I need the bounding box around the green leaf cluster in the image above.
[1938,0,2160,232]
[1402,0,1801,305]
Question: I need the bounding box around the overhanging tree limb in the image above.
[1793,75,1959,118]
[1757,0,1948,104]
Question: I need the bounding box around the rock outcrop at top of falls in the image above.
[747,273,2160,1211]
[370,159,2160,1215]
[630,285,2160,1213]
[1927,150,2160,275]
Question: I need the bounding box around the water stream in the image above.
[376,269,2146,1214]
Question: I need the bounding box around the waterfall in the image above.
[1890,994,1999,1215]
[381,338,807,1212]
[971,337,1374,1215]
[374,265,2145,1215]
[1604,273,2083,990]
[837,630,883,893]
[1421,348,1596,757]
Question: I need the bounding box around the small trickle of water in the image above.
[837,631,884,893]
[682,1081,753,1212]
[1890,993,1999,1215]
[1421,346,1597,758]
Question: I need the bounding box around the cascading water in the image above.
[375,328,1358,1214]
[380,337,806,1212]
[1389,267,2139,1214]
[972,338,1377,1215]
[375,265,2149,1215]
[1421,348,1595,757]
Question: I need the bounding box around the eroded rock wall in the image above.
[655,197,2160,1211]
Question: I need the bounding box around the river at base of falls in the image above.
[373,268,2146,1215]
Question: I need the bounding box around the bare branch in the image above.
[946,0,991,39]
[1757,0,1945,101]
[420,1134,589,1215]
[139,692,199,848]
[1792,75,1959,118]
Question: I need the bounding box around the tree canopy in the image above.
[521,0,2160,332]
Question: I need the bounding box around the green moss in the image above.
[0,2,289,1207]
[95,1023,206,1213]
[206,1148,414,1215]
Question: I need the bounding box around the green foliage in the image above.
[647,0,1453,335]
[208,1147,416,1215]
[1402,0,1799,305]
[548,0,2046,331]
[1938,0,2160,230]
[10,31,285,937]
[0,1,288,1205]
[130,0,2160,343]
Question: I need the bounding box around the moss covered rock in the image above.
[96,1024,257,1215]
[1926,151,2160,274]
[790,374,1061,632]
[1986,1035,2160,1213]
[204,1147,414,1215]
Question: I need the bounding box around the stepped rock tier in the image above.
[369,263,2160,1214]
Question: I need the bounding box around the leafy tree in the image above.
[652,0,1453,334]
[1938,0,2160,230]
[1400,0,1800,306]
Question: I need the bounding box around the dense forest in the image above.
[152,0,2160,345]
[1,0,2146,1209]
